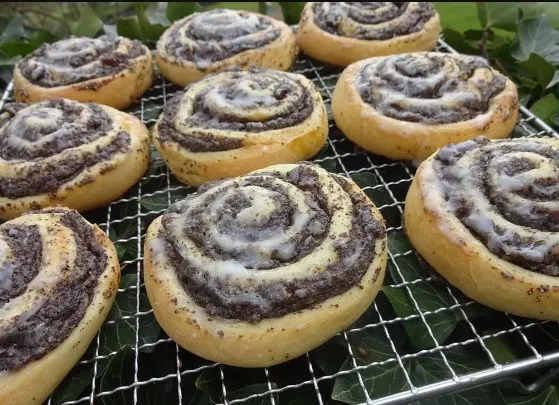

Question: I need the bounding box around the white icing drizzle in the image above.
[356,52,507,125]
[148,237,168,257]
[20,35,140,86]
[158,8,282,65]
[421,138,559,267]
[0,240,13,293]
[162,166,355,290]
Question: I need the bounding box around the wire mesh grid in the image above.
[2,37,559,405]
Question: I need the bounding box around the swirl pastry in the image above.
[0,99,150,219]
[14,35,153,110]
[297,2,440,66]
[0,207,119,405]
[144,162,387,367]
[152,68,328,187]
[332,52,519,161]
[156,9,297,86]
[405,137,559,320]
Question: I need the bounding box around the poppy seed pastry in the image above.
[144,162,387,367]
[14,35,153,110]
[151,68,328,187]
[156,8,297,87]
[0,207,120,405]
[332,52,518,161]
[297,2,440,66]
[0,99,150,219]
[405,137,559,320]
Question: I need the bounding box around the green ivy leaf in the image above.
[387,231,413,255]
[547,72,559,89]
[0,29,55,57]
[139,195,169,211]
[350,172,378,189]
[195,367,222,403]
[413,347,501,405]
[116,2,168,43]
[383,285,457,349]
[477,2,559,31]
[166,2,201,22]
[530,94,559,123]
[116,16,143,41]
[441,29,480,54]
[434,2,480,33]
[90,3,137,23]
[67,3,103,37]
[501,385,559,405]
[511,15,559,63]
[228,383,279,405]
[332,331,411,403]
[279,2,307,24]
[0,15,30,43]
[99,274,161,355]
[203,2,261,12]
[484,330,517,365]
[1,3,103,38]
[477,3,521,30]
[518,53,555,88]
[100,346,135,405]
[547,71,559,89]
[143,2,170,27]
[50,364,93,405]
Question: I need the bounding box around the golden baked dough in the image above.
[13,35,153,110]
[0,99,150,219]
[297,2,440,66]
[151,68,328,187]
[405,137,559,320]
[332,52,519,161]
[144,162,387,367]
[156,8,297,86]
[0,207,120,405]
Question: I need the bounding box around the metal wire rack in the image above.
[2,37,559,405]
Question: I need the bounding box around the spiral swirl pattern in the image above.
[312,2,437,40]
[356,52,508,124]
[0,99,131,199]
[156,68,318,152]
[17,35,147,88]
[0,208,108,371]
[424,137,559,275]
[157,9,283,68]
[151,163,386,321]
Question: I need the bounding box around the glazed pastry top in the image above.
[311,2,437,40]
[0,208,109,372]
[157,9,285,68]
[0,99,133,198]
[149,163,386,322]
[422,137,559,275]
[156,68,320,152]
[356,52,511,124]
[17,36,147,88]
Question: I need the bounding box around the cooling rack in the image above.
[2,37,559,405]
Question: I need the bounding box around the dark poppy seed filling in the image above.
[0,99,131,198]
[430,137,559,275]
[0,210,107,372]
[312,2,436,40]
[160,9,281,68]
[156,163,386,322]
[156,68,315,153]
[356,53,508,124]
[18,35,146,88]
